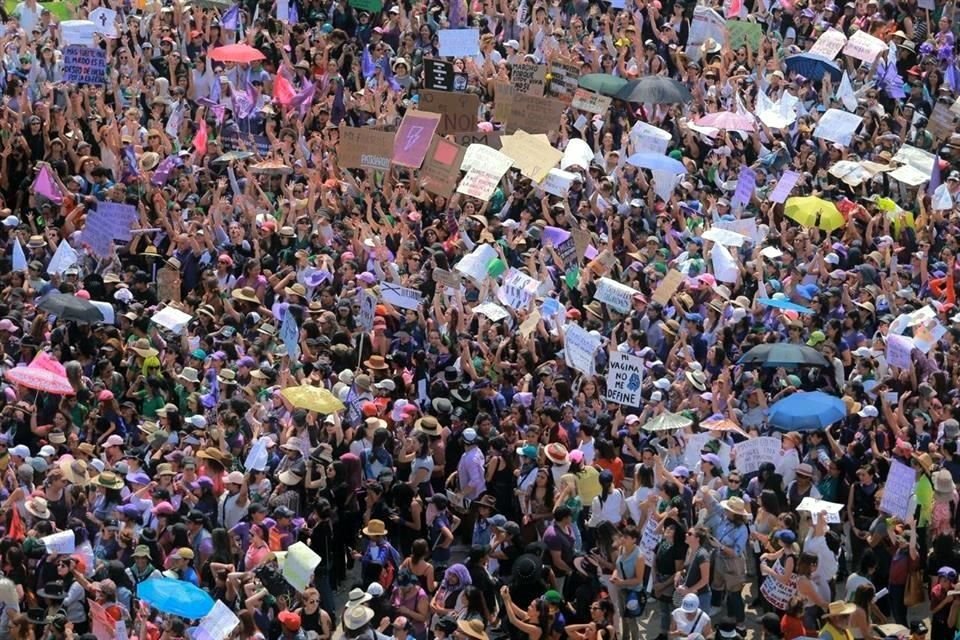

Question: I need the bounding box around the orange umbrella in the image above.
[209,44,266,64]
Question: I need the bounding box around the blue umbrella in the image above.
[758,297,814,314]
[625,153,686,174]
[784,53,842,83]
[768,391,847,431]
[137,578,215,619]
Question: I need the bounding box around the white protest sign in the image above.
[769,170,801,204]
[497,268,539,310]
[933,184,956,211]
[630,121,672,155]
[796,497,845,524]
[843,30,887,63]
[711,243,739,283]
[701,227,748,247]
[564,324,601,376]
[89,8,117,36]
[638,515,661,563]
[42,530,76,554]
[61,20,98,46]
[540,169,577,197]
[571,89,612,114]
[595,278,639,313]
[455,244,498,283]
[892,144,936,175]
[380,282,423,311]
[276,0,289,21]
[686,6,726,62]
[605,351,645,406]
[358,289,376,332]
[733,436,782,475]
[813,109,863,147]
[885,333,914,368]
[878,459,914,520]
[760,558,798,610]
[473,302,510,322]
[457,145,513,201]
[560,138,594,171]
[438,29,480,57]
[192,600,240,640]
[837,71,859,112]
[244,436,271,472]
[760,246,783,260]
[282,542,323,592]
[809,29,846,59]
[151,306,193,335]
[47,240,79,275]
[913,321,946,354]
[683,433,731,470]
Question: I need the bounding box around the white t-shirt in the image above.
[804,533,838,584]
[671,608,710,635]
[777,448,800,487]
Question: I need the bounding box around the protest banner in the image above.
[605,351,645,406]
[421,136,466,195]
[733,436,782,475]
[506,94,566,134]
[813,109,863,146]
[796,497,845,524]
[63,46,107,85]
[929,103,957,142]
[760,558,798,610]
[769,170,801,203]
[193,600,241,640]
[878,459,914,520]
[571,89,612,114]
[451,130,503,149]
[843,30,887,62]
[497,268,540,310]
[419,90,481,135]
[564,324,601,376]
[725,20,762,51]
[638,515,661,563]
[283,542,323,592]
[474,302,511,322]
[547,61,580,102]
[349,0,383,11]
[42,530,76,554]
[511,63,547,96]
[652,269,684,305]
[683,433,732,469]
[61,20,98,46]
[499,130,563,182]
[151,306,193,335]
[457,145,513,201]
[595,277,639,313]
[424,58,455,91]
[280,306,300,362]
[392,111,441,168]
[438,29,480,57]
[358,289,376,332]
[809,28,847,59]
[338,127,394,170]
[885,333,914,368]
[540,169,577,197]
[380,282,423,311]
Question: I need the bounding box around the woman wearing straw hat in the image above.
[703,493,750,632]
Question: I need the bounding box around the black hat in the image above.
[187,510,206,523]
[435,616,458,635]
[37,581,66,600]
[26,608,48,624]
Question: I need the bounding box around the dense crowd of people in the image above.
[0,0,958,638]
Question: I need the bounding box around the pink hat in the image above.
[152,501,176,515]
[75,290,90,300]
[98,390,114,402]
[0,319,18,333]
[104,434,124,447]
[569,450,584,464]
[341,251,355,261]
[477,121,494,132]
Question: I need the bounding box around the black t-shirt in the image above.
[683,547,710,593]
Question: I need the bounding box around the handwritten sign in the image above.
[843,30,887,63]
[419,90,481,135]
[457,144,513,201]
[683,433,731,470]
[96,201,138,241]
[760,558,798,610]
[564,324,601,376]
[433,268,462,290]
[606,351,644,406]
[61,20,98,46]
[452,130,503,150]
[497,268,540,310]
[193,600,241,640]
[438,28,480,57]
[506,94,566,134]
[929,103,957,143]
[638,515,661,562]
[339,127,394,170]
[541,169,577,197]
[652,269,684,306]
[595,278,639,313]
[63,46,107,85]
[380,282,423,311]
[885,333,914,369]
[358,289,376,332]
[392,111,441,168]
[511,63,547,96]
[547,61,580,102]
[878,459,914,520]
[151,306,192,335]
[500,130,562,182]
[455,244,498,283]
[733,436,782,475]
[813,109,862,147]
[283,542,322,592]
[474,302,510,323]
[796,497,845,524]
[731,167,756,210]
[809,29,847,59]
[42,530,76,554]
[571,88,612,114]
[769,170,801,204]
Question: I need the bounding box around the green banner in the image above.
[726,20,762,52]
[349,0,383,12]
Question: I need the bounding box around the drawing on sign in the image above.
[419,90,481,135]
[606,351,644,406]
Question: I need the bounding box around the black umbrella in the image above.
[614,76,692,104]
[737,343,830,369]
[37,292,105,324]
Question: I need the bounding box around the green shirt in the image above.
[138,392,166,420]
[916,474,934,527]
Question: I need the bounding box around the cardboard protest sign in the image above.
[929,103,957,143]
[652,269,684,305]
[339,128,394,170]
[63,46,107,84]
[151,306,193,335]
[506,94,566,134]
[42,531,76,554]
[157,268,181,302]
[433,268,462,289]
[547,61,580,102]
[493,81,515,122]
[595,278,639,313]
[458,145,513,201]
[605,351,644,406]
[393,111,441,168]
[421,136,466,195]
[452,130,503,149]
[511,63,547,96]
[571,88,612,114]
[500,130,563,182]
[438,28,480,57]
[418,90,481,135]
[572,229,591,262]
[424,58,455,91]
[560,138,594,170]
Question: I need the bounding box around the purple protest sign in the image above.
[33,165,63,204]
[731,167,756,210]
[769,170,801,204]
[392,111,442,168]
[542,225,572,247]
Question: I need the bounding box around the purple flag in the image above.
[290,79,316,117]
[151,155,179,186]
[32,165,63,203]
[361,45,376,80]
[211,104,226,125]
[947,64,960,91]
[449,0,462,28]
[288,2,298,23]
[221,3,239,30]
[381,55,401,92]
[121,145,140,182]
[929,156,942,197]
[210,75,221,103]
[876,60,906,100]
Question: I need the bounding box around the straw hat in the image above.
[934,468,955,494]
[685,370,707,391]
[231,287,260,304]
[545,443,570,465]
[821,601,856,619]
[414,415,442,436]
[719,496,750,517]
[362,519,388,537]
[345,588,373,608]
[284,283,307,298]
[364,355,389,370]
[130,338,159,358]
[96,471,125,490]
[59,458,89,486]
[457,619,489,640]
[344,606,375,630]
[197,447,228,464]
[177,367,200,384]
[155,463,176,477]
[25,497,51,519]
[912,452,934,473]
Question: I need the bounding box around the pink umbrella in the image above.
[4,353,75,395]
[209,44,267,64]
[695,111,756,132]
